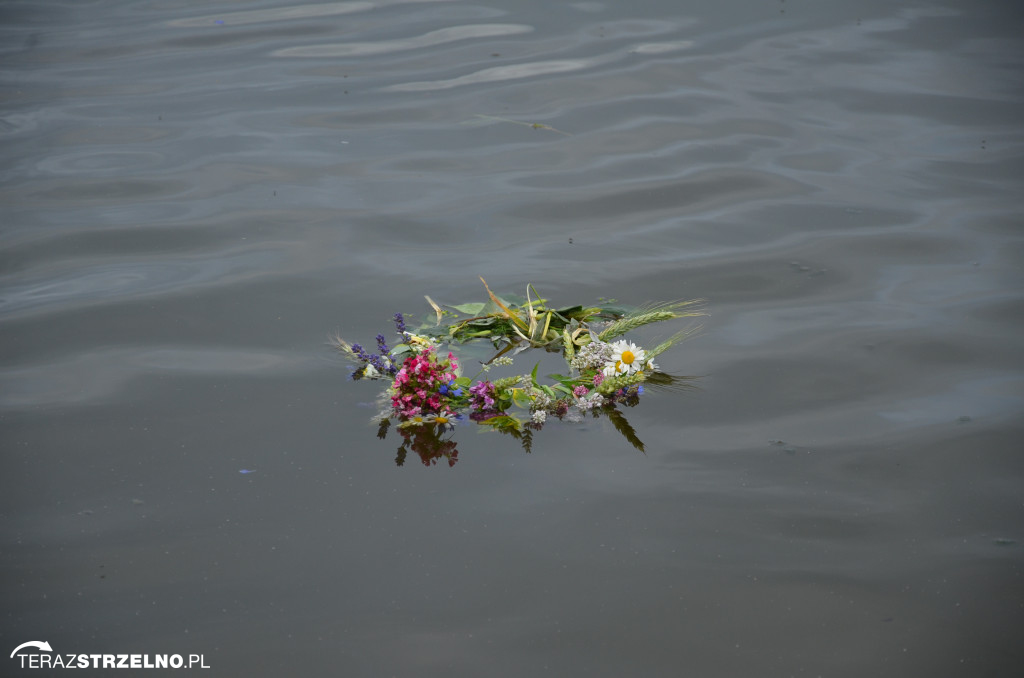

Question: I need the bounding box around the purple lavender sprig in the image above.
[393,312,407,337]
[351,341,396,376]
[369,353,395,376]
[351,343,370,363]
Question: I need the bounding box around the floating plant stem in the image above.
[464,114,571,136]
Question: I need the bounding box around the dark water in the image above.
[3,0,1023,675]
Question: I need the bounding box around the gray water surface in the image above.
[2,1,1023,676]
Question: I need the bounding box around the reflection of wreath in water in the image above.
[335,279,704,465]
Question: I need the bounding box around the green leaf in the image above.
[539,384,555,398]
[479,299,504,316]
[547,374,580,391]
[512,390,533,409]
[530,362,540,387]
[450,302,486,315]
[479,415,522,432]
[454,376,472,388]
[501,292,527,307]
[554,305,583,321]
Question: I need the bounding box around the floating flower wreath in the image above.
[335,278,704,466]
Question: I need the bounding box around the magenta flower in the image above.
[390,348,460,420]
[469,381,497,411]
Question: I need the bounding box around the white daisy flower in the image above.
[606,340,646,376]
[415,413,456,428]
[398,416,423,428]
[432,413,456,427]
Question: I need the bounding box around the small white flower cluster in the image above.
[554,392,606,424]
[531,390,553,410]
[570,340,613,370]
[575,392,605,411]
[531,410,547,424]
[479,354,515,373]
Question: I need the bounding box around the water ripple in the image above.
[0,249,280,320]
[383,59,600,92]
[0,347,318,410]
[165,0,457,28]
[273,24,534,58]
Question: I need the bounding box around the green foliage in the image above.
[512,389,533,409]
[450,302,486,315]
[596,372,646,395]
[478,415,522,432]
[438,279,635,350]
[597,300,705,342]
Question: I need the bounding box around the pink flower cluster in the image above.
[390,350,458,418]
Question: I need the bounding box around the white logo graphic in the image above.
[10,642,209,670]
[10,641,52,658]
